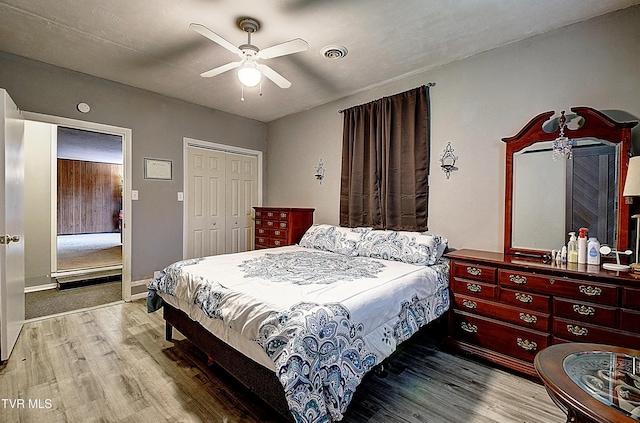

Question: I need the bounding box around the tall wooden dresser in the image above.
[253,207,314,249]
[445,249,640,377]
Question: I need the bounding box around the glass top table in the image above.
[563,351,640,420]
[535,343,640,423]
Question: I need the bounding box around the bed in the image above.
[148,224,450,422]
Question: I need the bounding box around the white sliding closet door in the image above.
[186,145,258,258]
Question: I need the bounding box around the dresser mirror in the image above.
[503,107,637,257]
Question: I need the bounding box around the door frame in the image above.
[23,111,133,301]
[183,137,263,259]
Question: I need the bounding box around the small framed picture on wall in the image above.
[144,158,172,180]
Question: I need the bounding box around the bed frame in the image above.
[164,302,448,422]
[163,304,295,422]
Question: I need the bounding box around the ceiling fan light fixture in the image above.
[238,62,262,87]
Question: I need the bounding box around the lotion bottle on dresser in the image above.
[587,237,600,265]
[577,228,588,264]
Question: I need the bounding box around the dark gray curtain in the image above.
[339,86,430,230]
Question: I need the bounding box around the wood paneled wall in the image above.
[57,159,122,235]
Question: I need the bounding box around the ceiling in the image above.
[1,1,638,123]
[57,126,122,164]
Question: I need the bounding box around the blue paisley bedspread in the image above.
[148,245,449,422]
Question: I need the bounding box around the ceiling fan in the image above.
[190,18,308,89]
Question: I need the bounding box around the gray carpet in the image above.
[57,233,122,270]
[25,279,122,320]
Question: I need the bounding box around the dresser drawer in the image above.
[453,294,549,331]
[622,286,640,309]
[264,220,288,229]
[452,311,549,362]
[553,298,618,327]
[256,227,269,236]
[453,278,497,300]
[452,262,496,283]
[256,236,269,247]
[498,270,618,305]
[620,308,640,333]
[264,210,289,220]
[269,238,286,248]
[271,228,288,240]
[552,317,639,347]
[499,287,551,312]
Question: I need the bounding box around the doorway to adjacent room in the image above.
[22,116,132,319]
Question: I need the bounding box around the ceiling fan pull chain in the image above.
[259,80,263,97]
[241,84,245,102]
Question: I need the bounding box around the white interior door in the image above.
[187,146,225,258]
[0,89,25,361]
[225,153,258,253]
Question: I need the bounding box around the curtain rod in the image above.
[337,82,435,114]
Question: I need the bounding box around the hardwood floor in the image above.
[0,301,566,423]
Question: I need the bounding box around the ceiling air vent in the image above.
[321,45,348,60]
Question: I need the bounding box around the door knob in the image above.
[0,234,20,244]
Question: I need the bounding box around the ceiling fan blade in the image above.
[190,23,241,55]
[200,61,242,78]
[257,64,291,88]
[258,38,308,59]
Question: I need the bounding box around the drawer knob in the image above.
[579,285,602,297]
[509,274,527,285]
[517,338,538,351]
[572,304,596,316]
[567,324,589,337]
[466,267,482,277]
[515,293,533,303]
[466,283,482,293]
[519,313,538,324]
[462,299,477,309]
[461,322,478,333]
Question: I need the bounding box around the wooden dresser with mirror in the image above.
[446,107,640,377]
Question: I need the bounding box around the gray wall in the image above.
[0,51,267,282]
[266,6,640,253]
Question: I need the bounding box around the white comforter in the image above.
[148,245,449,422]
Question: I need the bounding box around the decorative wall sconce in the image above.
[314,158,326,184]
[440,142,458,179]
[552,110,573,160]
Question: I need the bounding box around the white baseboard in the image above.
[25,283,58,293]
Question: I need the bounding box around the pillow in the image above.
[298,224,372,256]
[356,230,448,265]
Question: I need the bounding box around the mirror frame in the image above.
[502,106,637,257]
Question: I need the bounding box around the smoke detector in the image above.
[321,45,348,60]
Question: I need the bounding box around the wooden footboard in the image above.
[162,304,294,422]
